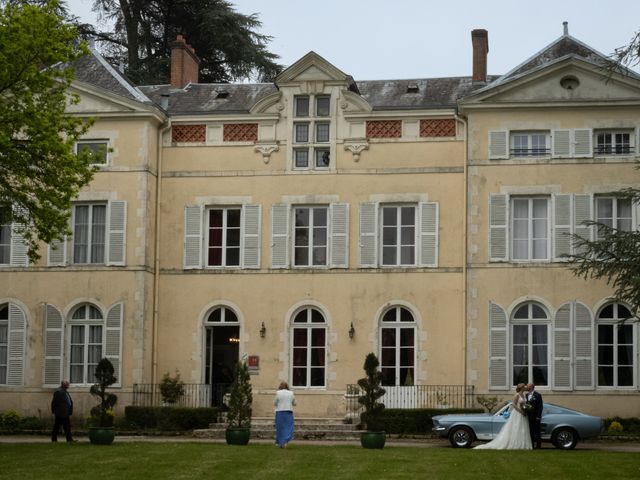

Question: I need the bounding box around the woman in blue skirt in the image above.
[274,381,296,448]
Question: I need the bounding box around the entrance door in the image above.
[205,324,239,408]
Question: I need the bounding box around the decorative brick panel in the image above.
[366,120,402,139]
[420,118,456,138]
[223,123,258,142]
[172,124,206,143]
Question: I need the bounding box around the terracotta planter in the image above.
[360,431,386,449]
[225,427,250,445]
[89,427,115,445]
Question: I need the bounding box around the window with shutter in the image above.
[574,302,594,390]
[242,204,261,269]
[488,131,509,159]
[9,205,29,267]
[105,302,123,386]
[552,130,571,158]
[489,302,508,390]
[553,194,572,260]
[489,195,508,262]
[553,303,572,390]
[291,307,327,388]
[271,204,290,268]
[184,205,203,269]
[43,304,64,387]
[107,200,127,265]
[72,203,107,264]
[330,203,349,268]
[6,303,26,386]
[419,202,438,267]
[359,203,378,267]
[69,304,104,385]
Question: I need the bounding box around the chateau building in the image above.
[1,25,638,420]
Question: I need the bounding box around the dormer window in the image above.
[293,94,331,170]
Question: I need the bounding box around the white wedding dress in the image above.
[475,394,532,450]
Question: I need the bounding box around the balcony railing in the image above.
[510,148,551,157]
[345,384,475,419]
[133,383,230,408]
[594,145,634,155]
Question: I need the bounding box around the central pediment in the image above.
[275,51,356,87]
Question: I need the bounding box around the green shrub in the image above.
[124,406,218,431]
[1,410,22,431]
[380,408,484,435]
[19,416,48,431]
[604,417,640,435]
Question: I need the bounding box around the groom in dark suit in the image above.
[525,383,543,448]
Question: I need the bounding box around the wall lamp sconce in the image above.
[260,322,266,338]
[348,322,355,339]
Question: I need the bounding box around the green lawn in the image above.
[0,442,638,479]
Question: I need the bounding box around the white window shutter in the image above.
[552,130,571,158]
[489,195,508,262]
[48,237,68,266]
[419,202,438,267]
[574,302,594,390]
[488,131,509,159]
[43,304,64,387]
[7,303,26,386]
[105,302,123,386]
[359,203,378,267]
[489,302,508,390]
[241,204,261,269]
[553,194,572,260]
[573,194,592,255]
[10,205,29,267]
[270,204,290,269]
[183,205,203,269]
[329,203,349,268]
[573,129,593,158]
[107,200,127,266]
[553,303,572,390]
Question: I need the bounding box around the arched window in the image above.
[207,306,238,324]
[69,304,103,384]
[291,307,326,388]
[0,305,7,384]
[512,302,549,386]
[597,303,635,387]
[380,306,416,386]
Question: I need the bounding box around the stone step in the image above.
[193,427,362,441]
[194,416,361,440]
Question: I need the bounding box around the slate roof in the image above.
[71,48,151,104]
[139,83,278,115]
[356,77,498,110]
[138,76,502,115]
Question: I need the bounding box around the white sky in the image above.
[68,0,640,80]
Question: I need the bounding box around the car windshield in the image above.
[493,401,510,416]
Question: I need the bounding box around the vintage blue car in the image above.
[432,402,603,449]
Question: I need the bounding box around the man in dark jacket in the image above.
[525,383,543,448]
[51,380,74,442]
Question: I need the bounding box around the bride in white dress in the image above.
[475,383,532,450]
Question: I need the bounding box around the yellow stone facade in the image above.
[1,31,639,421]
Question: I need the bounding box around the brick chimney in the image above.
[471,29,489,84]
[170,35,200,88]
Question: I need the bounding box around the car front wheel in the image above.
[449,426,474,448]
[552,427,578,450]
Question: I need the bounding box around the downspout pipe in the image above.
[455,112,469,389]
[152,114,171,387]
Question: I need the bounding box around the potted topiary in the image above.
[88,357,118,445]
[160,371,185,405]
[225,360,252,445]
[357,352,386,449]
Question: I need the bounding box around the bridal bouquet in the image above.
[522,401,533,413]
